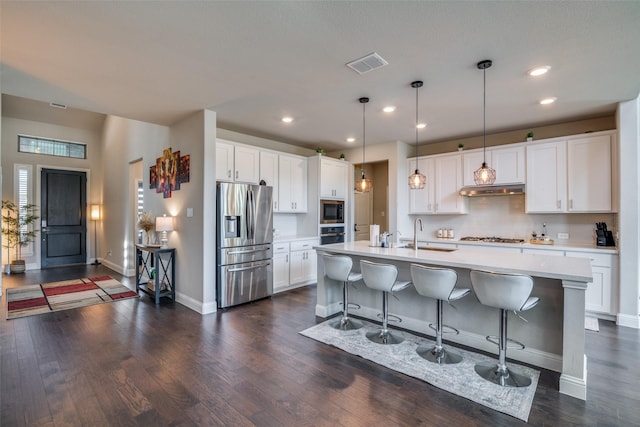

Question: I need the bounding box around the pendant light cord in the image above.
[415,85,419,170]
[362,100,365,176]
[483,65,487,165]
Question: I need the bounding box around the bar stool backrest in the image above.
[410,264,457,301]
[323,254,353,282]
[470,270,534,311]
[360,260,399,292]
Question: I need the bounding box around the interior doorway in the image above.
[353,160,389,242]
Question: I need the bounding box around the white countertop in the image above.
[315,240,593,283]
[400,237,619,254]
[274,235,318,243]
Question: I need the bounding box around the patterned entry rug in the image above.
[300,318,539,422]
[5,275,138,320]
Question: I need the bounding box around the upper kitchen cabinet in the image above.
[526,131,615,213]
[279,154,308,213]
[408,154,466,214]
[491,144,525,185]
[408,157,435,214]
[526,140,567,212]
[259,151,279,211]
[319,157,347,199]
[567,134,613,212]
[462,144,525,186]
[215,139,260,184]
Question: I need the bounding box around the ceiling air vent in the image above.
[346,52,388,75]
[49,102,67,109]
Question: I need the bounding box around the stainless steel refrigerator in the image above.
[216,182,273,308]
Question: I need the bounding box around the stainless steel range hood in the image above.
[459,183,525,196]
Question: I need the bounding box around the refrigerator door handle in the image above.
[245,189,251,238]
[227,247,271,255]
[228,262,271,272]
[250,189,255,239]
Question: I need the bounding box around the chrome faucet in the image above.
[413,217,423,249]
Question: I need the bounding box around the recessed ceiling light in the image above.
[281,116,293,123]
[528,65,551,77]
[416,123,427,129]
[383,106,396,113]
[539,97,557,105]
[346,137,356,143]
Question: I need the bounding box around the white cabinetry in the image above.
[278,154,308,213]
[408,157,435,213]
[320,157,347,199]
[526,133,614,213]
[463,145,525,186]
[289,239,318,285]
[526,140,567,212]
[408,154,466,214]
[567,135,612,212]
[259,151,279,211]
[273,242,290,292]
[215,139,259,183]
[434,153,466,214]
[566,251,616,315]
[492,145,525,184]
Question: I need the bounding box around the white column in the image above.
[560,279,588,400]
[616,97,640,328]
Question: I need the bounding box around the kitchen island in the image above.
[314,240,593,400]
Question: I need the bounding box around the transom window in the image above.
[18,135,86,159]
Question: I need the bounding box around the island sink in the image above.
[405,243,457,252]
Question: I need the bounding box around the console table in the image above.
[135,244,176,304]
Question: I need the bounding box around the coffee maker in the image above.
[595,222,615,247]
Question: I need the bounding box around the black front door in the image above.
[41,169,87,268]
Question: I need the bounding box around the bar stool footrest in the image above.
[486,335,526,350]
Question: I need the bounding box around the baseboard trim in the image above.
[176,292,217,314]
[617,313,640,329]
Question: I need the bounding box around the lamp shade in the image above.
[155,215,174,232]
[90,204,101,221]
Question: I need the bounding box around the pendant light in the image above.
[474,59,496,185]
[356,97,372,193]
[408,80,426,189]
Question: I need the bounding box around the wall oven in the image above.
[320,226,345,245]
[320,199,344,224]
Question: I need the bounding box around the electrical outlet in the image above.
[107,250,113,257]
[557,232,569,240]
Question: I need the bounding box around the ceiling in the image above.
[2,1,639,151]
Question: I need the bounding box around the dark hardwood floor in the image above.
[1,265,639,426]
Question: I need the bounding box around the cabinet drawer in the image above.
[273,242,290,255]
[523,248,564,256]
[565,251,613,267]
[290,239,318,252]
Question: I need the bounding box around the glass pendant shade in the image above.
[474,162,496,185]
[357,173,373,193]
[408,169,426,189]
[408,80,426,190]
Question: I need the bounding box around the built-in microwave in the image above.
[320,199,344,224]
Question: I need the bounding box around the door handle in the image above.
[229,262,270,272]
[227,247,271,255]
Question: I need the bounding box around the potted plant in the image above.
[339,153,346,160]
[1,200,39,274]
[316,147,325,155]
[137,211,156,245]
[458,143,464,151]
[526,132,534,142]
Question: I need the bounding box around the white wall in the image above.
[1,116,104,268]
[617,96,640,328]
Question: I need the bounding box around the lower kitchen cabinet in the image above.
[566,251,617,316]
[273,242,290,292]
[273,238,318,293]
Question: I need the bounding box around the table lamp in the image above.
[155,215,174,247]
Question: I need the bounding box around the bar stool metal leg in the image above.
[474,309,532,387]
[416,299,463,364]
[366,291,404,344]
[331,280,363,330]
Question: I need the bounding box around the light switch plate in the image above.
[186,208,193,218]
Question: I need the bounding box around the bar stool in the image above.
[410,264,471,364]
[360,260,411,344]
[470,270,540,387]
[323,254,363,330]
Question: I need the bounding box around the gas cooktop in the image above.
[459,236,525,244]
